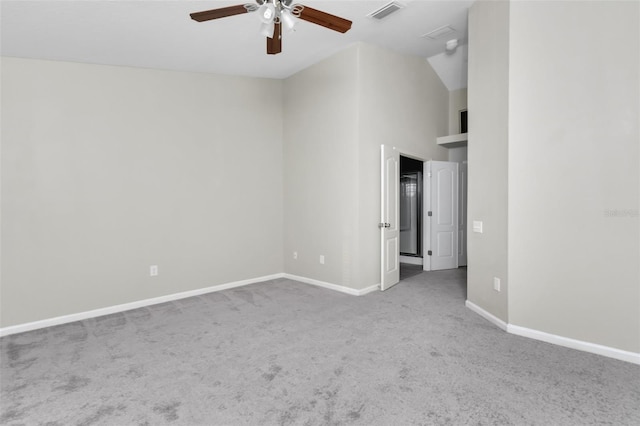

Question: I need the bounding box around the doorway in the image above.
[381,145,468,290]
[399,156,423,264]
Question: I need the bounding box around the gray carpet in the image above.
[1,269,639,425]
[399,263,424,281]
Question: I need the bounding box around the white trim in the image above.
[399,255,423,265]
[466,300,640,365]
[422,160,432,273]
[508,324,640,365]
[465,300,508,331]
[283,274,380,296]
[0,273,381,337]
[0,273,285,338]
[10,275,635,365]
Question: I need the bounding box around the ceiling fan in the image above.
[190,0,352,55]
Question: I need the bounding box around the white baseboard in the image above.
[0,273,380,338]
[466,300,640,365]
[508,324,640,365]
[283,273,380,296]
[465,300,508,331]
[12,276,634,365]
[0,273,285,338]
[399,255,423,265]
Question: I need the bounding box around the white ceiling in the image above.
[1,0,473,86]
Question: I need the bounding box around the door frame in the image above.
[380,145,429,290]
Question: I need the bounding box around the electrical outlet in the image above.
[493,277,501,292]
[293,251,298,260]
[319,255,325,265]
[150,265,158,277]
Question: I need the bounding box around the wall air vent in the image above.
[367,1,405,20]
[421,25,456,40]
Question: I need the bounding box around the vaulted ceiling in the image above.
[1,0,472,89]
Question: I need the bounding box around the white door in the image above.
[380,145,400,291]
[425,161,459,271]
[458,162,468,266]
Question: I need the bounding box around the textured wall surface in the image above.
[507,0,640,352]
[466,0,510,322]
[1,58,284,327]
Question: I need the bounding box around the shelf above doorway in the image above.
[437,133,468,148]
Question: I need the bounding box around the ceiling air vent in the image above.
[367,1,405,20]
[421,25,456,40]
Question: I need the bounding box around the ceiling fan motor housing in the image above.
[190,0,352,55]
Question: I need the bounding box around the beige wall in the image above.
[1,58,284,327]
[449,88,468,135]
[356,43,449,289]
[283,43,448,290]
[468,0,639,353]
[2,45,448,328]
[467,0,510,322]
[447,88,468,163]
[284,44,448,290]
[507,0,639,352]
[283,46,360,287]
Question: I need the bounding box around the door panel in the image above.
[436,168,454,226]
[386,238,398,273]
[426,161,459,271]
[437,232,454,256]
[381,145,400,291]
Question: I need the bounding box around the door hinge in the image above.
[378,222,391,228]
[427,211,432,217]
[427,250,432,256]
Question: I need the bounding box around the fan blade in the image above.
[267,22,282,55]
[190,4,253,22]
[295,5,352,33]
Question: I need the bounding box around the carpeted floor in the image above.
[399,263,424,281]
[1,268,639,425]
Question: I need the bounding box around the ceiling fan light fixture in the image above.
[259,3,276,24]
[281,9,296,31]
[189,0,352,55]
[260,21,275,37]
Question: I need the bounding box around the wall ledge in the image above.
[436,132,468,147]
[466,300,640,365]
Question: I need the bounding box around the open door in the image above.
[425,161,459,271]
[380,145,400,290]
